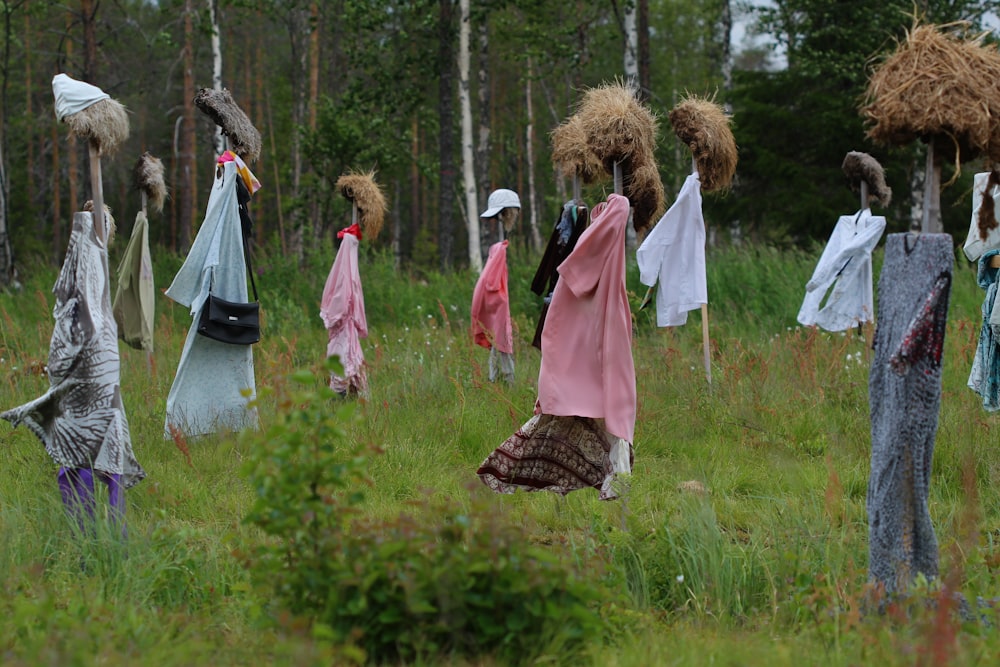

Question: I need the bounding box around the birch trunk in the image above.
[476,20,491,258]
[623,1,638,90]
[458,0,481,272]
[180,0,197,251]
[208,0,225,156]
[524,57,541,252]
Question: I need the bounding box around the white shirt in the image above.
[797,209,886,331]
[963,171,1000,262]
[636,172,706,327]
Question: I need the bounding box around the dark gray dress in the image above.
[868,233,952,593]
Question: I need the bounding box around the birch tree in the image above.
[458,0,481,272]
[208,0,225,156]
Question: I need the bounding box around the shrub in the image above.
[241,361,608,665]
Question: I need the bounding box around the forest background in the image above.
[0,0,998,285]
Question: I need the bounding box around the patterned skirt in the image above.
[477,413,632,500]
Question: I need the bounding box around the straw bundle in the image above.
[83,200,116,244]
[336,170,387,240]
[550,114,604,184]
[862,23,1000,163]
[842,151,892,207]
[576,81,664,231]
[64,98,129,156]
[133,152,167,214]
[194,88,262,163]
[668,96,737,193]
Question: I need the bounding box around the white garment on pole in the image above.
[52,73,109,121]
[797,208,885,331]
[963,172,1000,262]
[636,172,706,327]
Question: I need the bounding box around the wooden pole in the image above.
[860,181,869,211]
[89,143,105,244]
[352,200,358,225]
[693,157,711,388]
[572,171,581,201]
[613,161,623,195]
[141,192,148,216]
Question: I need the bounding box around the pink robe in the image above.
[470,240,513,354]
[537,194,636,442]
[320,233,368,395]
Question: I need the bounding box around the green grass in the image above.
[1,240,998,665]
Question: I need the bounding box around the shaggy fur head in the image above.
[133,152,168,214]
[194,88,262,162]
[841,151,892,207]
[64,97,130,155]
[336,170,387,240]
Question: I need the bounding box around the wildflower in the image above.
[676,574,684,583]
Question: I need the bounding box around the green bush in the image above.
[241,361,609,665]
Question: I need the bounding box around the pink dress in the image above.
[470,240,513,354]
[477,194,635,500]
[320,232,368,395]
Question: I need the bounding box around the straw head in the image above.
[132,152,167,214]
[64,97,130,155]
[336,170,387,240]
[550,114,605,184]
[668,95,737,193]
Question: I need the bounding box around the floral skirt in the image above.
[477,413,632,500]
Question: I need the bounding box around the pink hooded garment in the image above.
[470,240,513,354]
[537,194,636,442]
[320,232,368,394]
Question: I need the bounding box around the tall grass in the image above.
[0,239,996,665]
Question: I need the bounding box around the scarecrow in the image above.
[797,151,890,332]
[471,188,520,383]
[964,168,1000,410]
[1,74,144,532]
[477,81,663,500]
[164,87,262,438]
[859,22,998,594]
[113,152,166,365]
[529,115,602,349]
[636,95,737,385]
[320,170,386,397]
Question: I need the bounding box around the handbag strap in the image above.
[235,176,259,301]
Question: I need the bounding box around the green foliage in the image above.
[241,360,610,665]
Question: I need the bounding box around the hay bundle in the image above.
[194,88,262,163]
[842,151,892,207]
[862,23,1000,163]
[576,81,663,231]
[64,98,129,156]
[550,114,604,184]
[336,170,387,240]
[669,96,737,193]
[133,152,167,214]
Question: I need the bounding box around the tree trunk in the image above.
[410,115,421,260]
[80,0,97,82]
[286,6,311,262]
[308,1,321,243]
[623,1,638,90]
[208,0,225,156]
[720,0,733,107]
[524,57,541,252]
[438,0,456,271]
[637,0,650,102]
[476,18,491,260]
[180,0,197,251]
[458,0,481,272]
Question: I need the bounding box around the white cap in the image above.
[52,73,109,122]
[480,189,521,217]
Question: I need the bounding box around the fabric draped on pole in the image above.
[320,232,369,396]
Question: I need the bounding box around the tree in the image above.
[458,0,482,272]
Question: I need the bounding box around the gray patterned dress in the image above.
[2,212,145,488]
[868,233,952,593]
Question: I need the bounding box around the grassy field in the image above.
[1,237,999,666]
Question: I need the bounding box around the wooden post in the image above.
[572,171,581,201]
[89,143,105,244]
[860,181,869,211]
[920,141,941,233]
[141,192,148,216]
[613,161,623,195]
[693,157,711,388]
[352,200,358,225]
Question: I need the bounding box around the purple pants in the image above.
[57,467,126,535]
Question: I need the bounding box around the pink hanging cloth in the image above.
[470,240,513,354]
[320,227,368,395]
[537,193,636,442]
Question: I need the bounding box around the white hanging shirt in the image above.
[797,208,886,331]
[636,172,706,327]
[963,172,1000,262]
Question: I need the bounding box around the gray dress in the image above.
[1,212,145,488]
[164,161,258,437]
[868,233,952,593]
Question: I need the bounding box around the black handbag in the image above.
[197,177,260,345]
